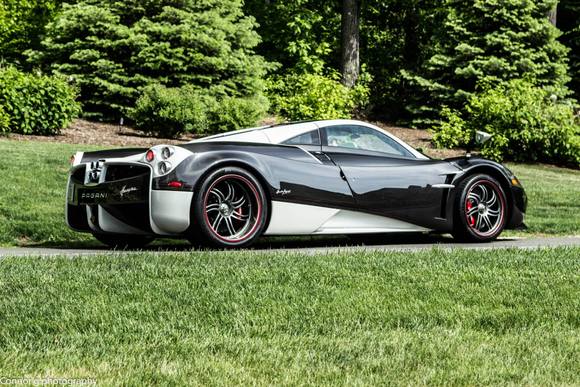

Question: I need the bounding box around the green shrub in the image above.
[0,67,80,135]
[0,106,9,133]
[209,95,269,132]
[432,80,580,166]
[130,84,268,138]
[29,1,270,119]
[267,72,369,120]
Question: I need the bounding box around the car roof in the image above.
[190,119,428,159]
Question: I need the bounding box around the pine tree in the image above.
[403,0,571,126]
[28,0,270,119]
[558,0,580,99]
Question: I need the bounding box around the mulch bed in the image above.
[4,118,464,159]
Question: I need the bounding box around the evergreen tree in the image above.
[0,0,63,65]
[403,0,571,126]
[28,0,270,119]
[558,0,580,98]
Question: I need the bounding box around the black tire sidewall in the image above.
[190,167,268,248]
[454,174,508,242]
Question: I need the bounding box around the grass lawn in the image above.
[0,247,578,385]
[0,139,578,246]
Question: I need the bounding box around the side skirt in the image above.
[264,201,431,235]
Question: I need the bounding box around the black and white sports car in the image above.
[66,120,526,248]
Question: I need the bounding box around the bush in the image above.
[432,80,580,166]
[130,84,268,138]
[267,72,369,120]
[0,67,80,135]
[28,1,270,119]
[0,106,9,133]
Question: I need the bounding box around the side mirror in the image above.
[475,130,492,145]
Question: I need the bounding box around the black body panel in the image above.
[68,141,527,236]
[323,148,462,230]
[168,142,356,210]
[81,148,147,163]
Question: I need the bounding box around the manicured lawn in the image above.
[0,248,578,385]
[0,139,578,246]
[508,163,580,235]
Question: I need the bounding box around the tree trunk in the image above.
[341,0,360,88]
[548,3,558,26]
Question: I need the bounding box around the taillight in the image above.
[145,149,155,162]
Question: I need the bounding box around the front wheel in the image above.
[189,167,268,248]
[453,174,508,242]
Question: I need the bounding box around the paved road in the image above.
[0,235,578,257]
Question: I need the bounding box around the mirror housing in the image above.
[475,130,492,145]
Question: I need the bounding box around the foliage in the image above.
[29,0,271,119]
[0,106,9,133]
[559,0,580,99]
[0,67,80,135]
[267,72,370,121]
[244,0,340,74]
[130,84,268,138]
[403,0,572,127]
[432,80,580,166]
[0,0,62,65]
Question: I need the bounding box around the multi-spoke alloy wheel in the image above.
[454,174,508,242]
[204,174,261,242]
[190,167,267,248]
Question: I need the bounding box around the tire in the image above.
[93,233,154,249]
[452,174,508,242]
[189,166,268,248]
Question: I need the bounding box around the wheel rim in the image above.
[203,174,262,243]
[465,180,506,237]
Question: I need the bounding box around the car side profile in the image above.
[66,119,527,248]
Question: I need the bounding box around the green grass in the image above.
[0,139,578,246]
[0,248,578,385]
[508,163,580,235]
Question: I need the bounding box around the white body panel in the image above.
[99,206,149,235]
[264,201,340,235]
[150,190,194,235]
[265,201,430,235]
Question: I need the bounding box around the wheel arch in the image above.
[451,165,514,224]
[190,159,274,233]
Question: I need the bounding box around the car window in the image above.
[323,125,413,157]
[283,129,321,146]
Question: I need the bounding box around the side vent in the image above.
[439,174,455,219]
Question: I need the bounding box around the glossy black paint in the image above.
[71,141,527,234]
[81,148,147,163]
[322,147,462,230]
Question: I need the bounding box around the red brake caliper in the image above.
[466,200,475,227]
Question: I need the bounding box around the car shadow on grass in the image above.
[21,232,515,253]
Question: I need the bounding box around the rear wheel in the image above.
[93,233,153,249]
[453,174,508,242]
[189,167,268,248]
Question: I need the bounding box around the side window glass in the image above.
[324,125,412,157]
[283,130,321,146]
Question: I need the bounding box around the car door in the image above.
[318,124,462,229]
